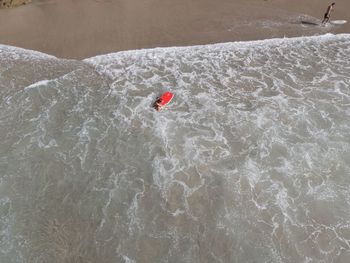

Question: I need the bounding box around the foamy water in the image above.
[1,34,350,263]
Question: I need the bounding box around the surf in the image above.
[1,34,350,262]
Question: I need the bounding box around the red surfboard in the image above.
[153,91,174,111]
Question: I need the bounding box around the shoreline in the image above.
[2,33,349,61]
[82,33,350,61]
[0,0,349,59]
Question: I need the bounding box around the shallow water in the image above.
[1,34,350,263]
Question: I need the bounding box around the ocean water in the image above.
[1,34,350,263]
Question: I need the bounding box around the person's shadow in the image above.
[301,20,320,26]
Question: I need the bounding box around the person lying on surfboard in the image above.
[322,2,335,25]
[153,97,163,111]
[153,91,174,111]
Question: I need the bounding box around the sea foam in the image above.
[1,34,350,263]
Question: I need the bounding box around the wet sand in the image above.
[0,0,349,59]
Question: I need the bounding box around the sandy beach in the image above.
[0,0,349,59]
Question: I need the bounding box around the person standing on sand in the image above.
[322,2,335,25]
